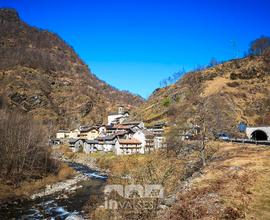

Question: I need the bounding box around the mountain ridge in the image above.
[134,55,270,137]
[0,8,144,128]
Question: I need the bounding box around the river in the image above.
[0,162,108,220]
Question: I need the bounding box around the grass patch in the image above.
[92,151,184,194]
[162,97,172,107]
[247,154,270,219]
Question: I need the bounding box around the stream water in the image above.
[0,162,108,220]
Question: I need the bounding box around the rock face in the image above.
[0,8,20,24]
[134,56,270,137]
[0,8,144,128]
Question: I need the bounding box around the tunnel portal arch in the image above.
[251,130,268,141]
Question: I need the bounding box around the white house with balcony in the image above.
[115,138,142,155]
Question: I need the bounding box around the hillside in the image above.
[86,142,270,220]
[0,8,144,128]
[134,55,270,136]
[160,142,270,220]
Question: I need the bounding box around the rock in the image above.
[29,95,43,107]
[162,195,176,207]
[0,9,20,24]
[65,215,84,220]
[9,92,27,104]
[80,101,93,117]
[229,166,242,171]
[158,204,168,210]
[30,174,85,199]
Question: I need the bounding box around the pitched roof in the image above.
[147,122,167,129]
[96,135,117,141]
[113,124,134,130]
[96,131,127,141]
[57,129,70,133]
[142,129,154,136]
[106,125,117,130]
[114,131,128,136]
[50,138,61,141]
[108,112,126,116]
[122,121,142,125]
[86,140,99,144]
[79,126,98,132]
[68,138,80,144]
[118,138,141,145]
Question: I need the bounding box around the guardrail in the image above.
[226,138,270,146]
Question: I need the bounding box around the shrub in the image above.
[162,98,171,107]
[227,82,240,87]
[230,73,238,80]
[222,207,243,219]
[57,164,75,180]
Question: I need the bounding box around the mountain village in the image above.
[53,105,270,156]
[54,106,166,155]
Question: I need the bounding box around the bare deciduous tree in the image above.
[0,109,58,185]
[249,36,270,56]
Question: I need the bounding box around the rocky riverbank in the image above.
[30,150,108,201]
[30,174,87,200]
[0,162,107,219]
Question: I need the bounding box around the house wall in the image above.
[118,117,126,124]
[71,140,83,152]
[145,137,155,153]
[99,126,107,135]
[79,130,99,140]
[154,137,164,149]
[137,122,145,129]
[115,141,122,155]
[115,141,142,155]
[83,142,99,154]
[103,143,115,152]
[69,129,80,139]
[78,130,99,140]
[108,114,123,125]
[87,130,99,140]
[83,143,91,154]
[56,132,68,139]
[132,131,145,154]
[56,132,66,139]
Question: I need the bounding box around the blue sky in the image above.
[1,0,270,98]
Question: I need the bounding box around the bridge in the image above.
[246,126,270,141]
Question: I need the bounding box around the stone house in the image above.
[56,130,70,139]
[83,140,100,154]
[68,138,84,152]
[96,135,117,152]
[78,126,99,140]
[68,128,80,139]
[115,138,142,155]
[154,136,165,149]
[96,131,128,152]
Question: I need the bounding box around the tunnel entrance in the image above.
[251,130,268,141]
